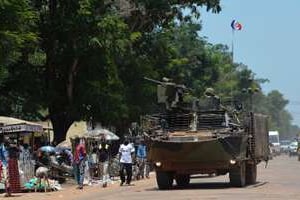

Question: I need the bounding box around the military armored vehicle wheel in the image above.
[156,171,173,190]
[229,161,246,187]
[246,164,257,185]
[175,175,190,187]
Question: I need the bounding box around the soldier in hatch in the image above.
[204,88,221,110]
[162,77,186,109]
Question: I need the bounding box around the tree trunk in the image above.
[50,112,74,144]
[115,119,130,139]
[67,58,78,103]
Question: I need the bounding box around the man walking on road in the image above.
[73,137,87,189]
[98,137,109,188]
[119,139,135,186]
[136,139,149,179]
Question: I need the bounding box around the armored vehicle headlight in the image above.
[155,162,162,167]
[229,160,236,165]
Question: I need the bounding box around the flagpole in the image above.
[231,24,235,98]
[231,28,234,62]
[230,19,241,98]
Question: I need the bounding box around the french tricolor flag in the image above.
[231,20,242,31]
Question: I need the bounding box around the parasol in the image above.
[38,145,56,153]
[85,128,119,140]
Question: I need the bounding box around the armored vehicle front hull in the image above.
[149,134,248,175]
[147,131,261,189]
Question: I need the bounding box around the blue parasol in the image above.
[39,145,56,153]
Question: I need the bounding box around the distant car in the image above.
[280,140,291,153]
[269,131,281,156]
[288,141,298,157]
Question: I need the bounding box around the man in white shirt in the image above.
[119,140,135,186]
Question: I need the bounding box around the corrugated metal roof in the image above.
[0,116,44,133]
[0,116,42,126]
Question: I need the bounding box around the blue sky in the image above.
[199,0,300,125]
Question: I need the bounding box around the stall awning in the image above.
[0,116,43,133]
[82,128,120,140]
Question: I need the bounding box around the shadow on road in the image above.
[174,182,231,190]
[145,181,268,191]
[1,194,23,198]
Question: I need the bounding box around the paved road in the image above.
[4,155,300,200]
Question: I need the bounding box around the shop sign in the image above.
[0,124,43,133]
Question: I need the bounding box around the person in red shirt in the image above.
[73,137,86,189]
[0,160,2,182]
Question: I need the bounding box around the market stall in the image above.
[0,116,45,192]
[0,116,47,149]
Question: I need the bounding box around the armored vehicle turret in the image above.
[142,77,269,190]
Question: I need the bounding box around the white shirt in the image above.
[119,143,135,163]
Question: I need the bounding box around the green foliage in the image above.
[0,0,37,64]
[124,0,221,31]
[0,0,38,116]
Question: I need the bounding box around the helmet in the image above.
[204,88,215,97]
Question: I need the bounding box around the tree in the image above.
[35,1,140,142]
[116,0,221,31]
[0,0,37,68]
[262,90,295,139]
[0,0,38,117]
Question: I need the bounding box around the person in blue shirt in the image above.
[0,137,8,166]
[0,137,10,197]
[136,139,149,179]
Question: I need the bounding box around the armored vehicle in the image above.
[142,78,269,189]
